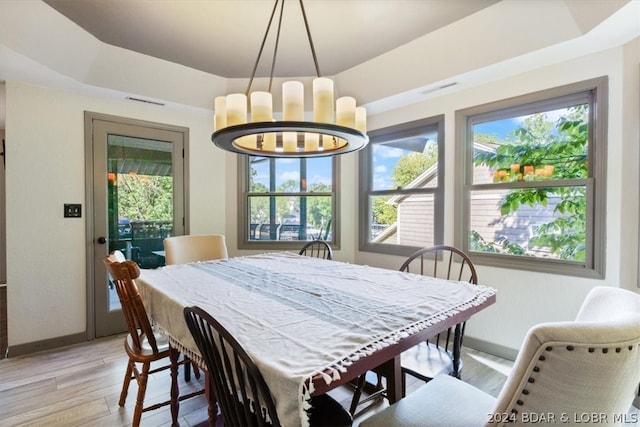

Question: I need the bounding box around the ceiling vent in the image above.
[126,96,165,106]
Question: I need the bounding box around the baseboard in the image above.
[6,332,88,357]
[464,336,519,361]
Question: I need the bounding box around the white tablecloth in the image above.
[137,252,496,427]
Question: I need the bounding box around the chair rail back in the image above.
[399,245,477,284]
[104,255,159,353]
[299,240,333,260]
[183,306,281,427]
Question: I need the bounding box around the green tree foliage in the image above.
[117,174,173,221]
[247,174,332,232]
[472,105,588,260]
[373,143,438,226]
[393,147,438,188]
[249,182,270,224]
[306,183,332,227]
[372,196,397,226]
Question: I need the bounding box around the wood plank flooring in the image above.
[0,334,636,426]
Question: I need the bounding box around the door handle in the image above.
[97,236,107,245]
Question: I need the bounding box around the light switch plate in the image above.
[64,203,82,218]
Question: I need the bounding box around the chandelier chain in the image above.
[269,0,286,92]
[245,0,321,96]
[298,0,321,78]
[245,0,280,95]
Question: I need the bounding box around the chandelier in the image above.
[212,0,368,158]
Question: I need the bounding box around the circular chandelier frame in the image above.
[212,121,368,158]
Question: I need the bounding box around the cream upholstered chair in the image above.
[361,286,640,427]
[163,234,228,265]
[163,234,227,382]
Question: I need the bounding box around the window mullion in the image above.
[469,178,590,191]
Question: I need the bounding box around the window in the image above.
[456,77,607,277]
[238,155,338,249]
[360,116,444,256]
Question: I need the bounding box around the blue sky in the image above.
[251,110,567,191]
[251,157,333,190]
[474,118,519,141]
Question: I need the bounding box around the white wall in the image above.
[4,39,639,357]
[5,82,224,346]
[354,39,640,355]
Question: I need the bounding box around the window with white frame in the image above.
[238,155,338,249]
[456,77,607,277]
[359,116,444,256]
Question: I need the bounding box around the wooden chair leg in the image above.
[182,356,201,381]
[401,370,407,398]
[452,323,463,378]
[119,359,134,406]
[170,347,180,426]
[205,373,219,426]
[349,374,368,416]
[192,362,201,379]
[133,362,151,427]
[184,357,192,381]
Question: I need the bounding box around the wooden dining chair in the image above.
[163,234,228,265]
[299,239,333,260]
[361,286,640,427]
[104,252,204,427]
[350,245,478,416]
[398,245,478,383]
[183,305,353,427]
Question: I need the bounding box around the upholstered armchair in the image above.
[361,286,640,427]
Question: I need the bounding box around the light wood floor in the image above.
[0,333,514,427]
[1,334,636,426]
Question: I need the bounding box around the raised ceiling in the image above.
[42,0,500,78]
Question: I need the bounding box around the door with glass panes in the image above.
[86,113,185,337]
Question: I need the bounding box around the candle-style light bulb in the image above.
[336,96,356,128]
[214,96,227,131]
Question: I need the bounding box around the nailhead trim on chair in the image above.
[511,344,640,418]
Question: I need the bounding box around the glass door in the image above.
[87,114,185,337]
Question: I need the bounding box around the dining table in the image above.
[136,252,497,427]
